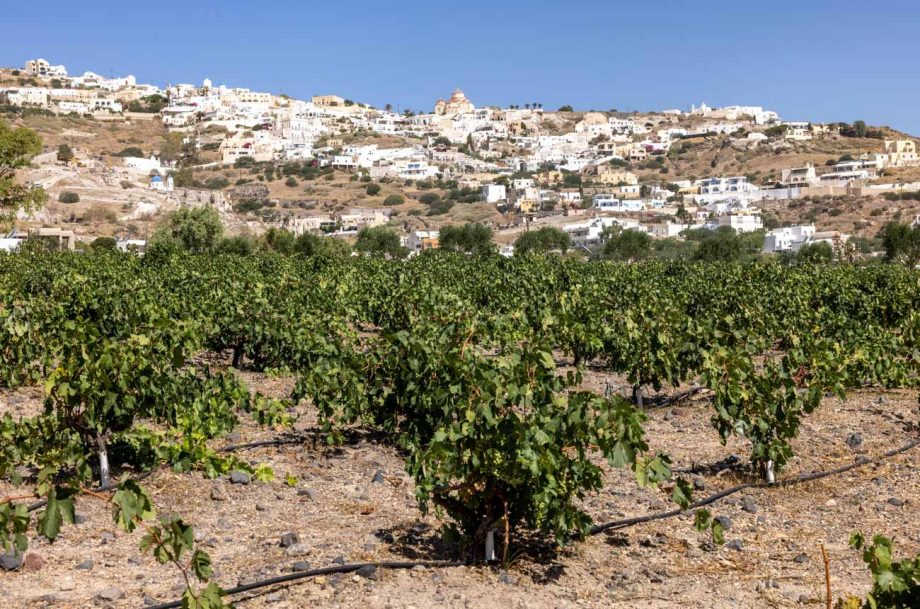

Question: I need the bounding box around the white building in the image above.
[24,58,67,79]
[763,225,816,253]
[705,213,763,233]
[482,184,507,204]
[592,195,644,212]
[149,175,174,191]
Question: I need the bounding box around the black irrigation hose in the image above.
[587,437,920,536]
[143,560,467,609]
[146,437,920,609]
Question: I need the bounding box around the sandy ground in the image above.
[0,362,918,609]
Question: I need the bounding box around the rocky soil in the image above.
[1,363,918,609]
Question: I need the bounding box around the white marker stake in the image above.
[485,530,496,562]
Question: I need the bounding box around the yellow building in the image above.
[434,88,474,115]
[593,166,638,186]
[312,95,345,107]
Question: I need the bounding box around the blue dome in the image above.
[151,175,163,182]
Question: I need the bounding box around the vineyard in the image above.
[0,248,919,608]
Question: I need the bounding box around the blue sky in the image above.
[2,0,919,134]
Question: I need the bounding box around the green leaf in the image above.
[670,478,692,510]
[191,549,213,581]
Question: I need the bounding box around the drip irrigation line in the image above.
[147,438,918,609]
[143,560,467,609]
[587,437,920,536]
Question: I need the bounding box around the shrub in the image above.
[419,192,440,205]
[120,180,134,190]
[204,177,230,190]
[365,183,381,196]
[383,194,404,206]
[91,237,118,251]
[114,146,144,158]
[58,191,80,204]
[285,177,298,187]
[514,227,570,255]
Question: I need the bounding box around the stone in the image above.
[75,559,94,570]
[714,515,732,531]
[97,587,123,601]
[256,503,268,512]
[825,499,837,507]
[230,471,251,485]
[285,543,311,557]
[74,513,87,525]
[58,578,76,592]
[298,488,319,501]
[210,486,228,501]
[280,532,300,548]
[498,571,516,585]
[692,477,705,491]
[371,470,386,484]
[726,539,744,552]
[876,396,888,405]
[741,496,758,514]
[22,553,44,571]
[793,553,809,564]
[292,561,311,572]
[846,433,864,450]
[332,555,347,565]
[143,596,160,606]
[0,551,22,571]
[888,497,905,507]
[356,565,378,580]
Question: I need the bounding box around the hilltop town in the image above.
[2,56,920,256]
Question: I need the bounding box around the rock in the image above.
[663,410,674,421]
[143,596,160,606]
[100,532,114,544]
[692,477,705,491]
[210,486,228,501]
[846,433,864,450]
[825,499,837,507]
[741,496,758,514]
[0,551,22,571]
[793,553,809,564]
[280,532,300,548]
[285,543,310,557]
[431,573,446,584]
[714,515,732,531]
[74,513,87,525]
[256,503,268,512]
[298,488,319,501]
[726,539,744,552]
[58,578,76,591]
[371,470,386,484]
[888,497,905,507]
[228,183,271,202]
[75,559,94,570]
[22,553,44,571]
[876,396,888,405]
[230,471,251,485]
[292,561,311,572]
[332,555,347,565]
[498,571,516,585]
[97,587,123,601]
[356,565,378,580]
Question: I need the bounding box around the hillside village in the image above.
[3,56,920,257]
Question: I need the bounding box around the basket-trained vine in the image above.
[1,248,920,606]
